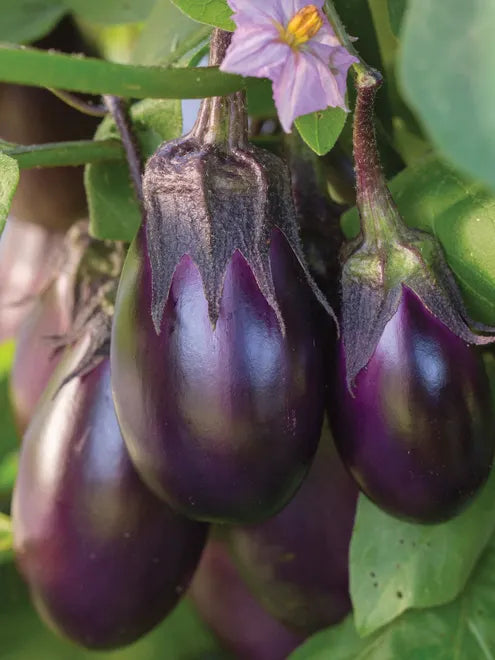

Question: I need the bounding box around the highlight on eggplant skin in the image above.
[12,337,207,650]
[111,226,326,525]
[228,426,358,635]
[331,286,495,524]
[190,536,304,660]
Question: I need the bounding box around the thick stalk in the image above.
[190,29,248,149]
[353,71,403,245]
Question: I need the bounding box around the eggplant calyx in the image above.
[342,71,495,390]
[144,30,336,337]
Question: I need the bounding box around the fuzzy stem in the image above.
[324,0,372,78]
[103,95,143,209]
[190,29,248,149]
[47,88,107,117]
[353,71,403,245]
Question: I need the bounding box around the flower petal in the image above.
[220,27,289,78]
[273,48,354,131]
[227,0,285,25]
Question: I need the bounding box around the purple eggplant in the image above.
[111,30,328,524]
[190,536,304,660]
[332,286,494,523]
[112,227,325,524]
[12,336,207,649]
[228,426,357,634]
[0,219,65,342]
[9,224,89,433]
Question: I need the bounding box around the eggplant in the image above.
[228,425,357,634]
[112,227,325,524]
[332,286,494,522]
[9,223,90,433]
[190,536,303,660]
[0,219,64,342]
[12,336,207,649]
[330,72,495,522]
[111,29,328,524]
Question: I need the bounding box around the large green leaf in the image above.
[351,365,495,635]
[63,0,154,24]
[170,0,234,31]
[0,0,66,44]
[295,107,347,157]
[387,0,408,35]
[399,0,495,191]
[341,155,495,324]
[86,98,182,242]
[0,563,226,659]
[291,533,495,659]
[0,154,19,232]
[132,0,211,66]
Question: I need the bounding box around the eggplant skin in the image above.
[190,536,303,660]
[331,286,495,523]
[228,428,357,635]
[111,227,326,524]
[12,340,207,650]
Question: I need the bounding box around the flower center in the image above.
[280,5,323,48]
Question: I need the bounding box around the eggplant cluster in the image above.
[9,28,495,656]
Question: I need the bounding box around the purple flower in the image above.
[220,0,358,132]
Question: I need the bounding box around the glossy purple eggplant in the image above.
[112,227,325,524]
[332,286,495,523]
[12,336,207,649]
[190,536,304,660]
[228,425,357,634]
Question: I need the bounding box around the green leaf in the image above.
[351,445,495,636]
[132,0,211,66]
[295,107,347,156]
[387,0,408,35]
[0,44,243,99]
[399,0,495,192]
[0,514,13,565]
[0,562,226,659]
[0,0,66,44]
[0,154,19,231]
[63,0,154,24]
[341,155,495,324]
[0,452,18,496]
[291,534,495,659]
[170,0,235,31]
[86,98,182,242]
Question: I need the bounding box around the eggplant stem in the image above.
[103,95,144,210]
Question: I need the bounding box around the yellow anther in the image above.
[281,5,323,48]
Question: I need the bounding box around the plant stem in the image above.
[190,30,248,149]
[47,88,107,117]
[0,44,243,99]
[3,139,123,169]
[324,0,373,78]
[353,71,403,244]
[103,95,143,209]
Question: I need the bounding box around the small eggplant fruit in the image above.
[333,287,494,522]
[12,335,207,649]
[10,222,90,433]
[0,218,64,342]
[190,535,303,660]
[228,424,357,634]
[111,30,331,524]
[331,71,495,523]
